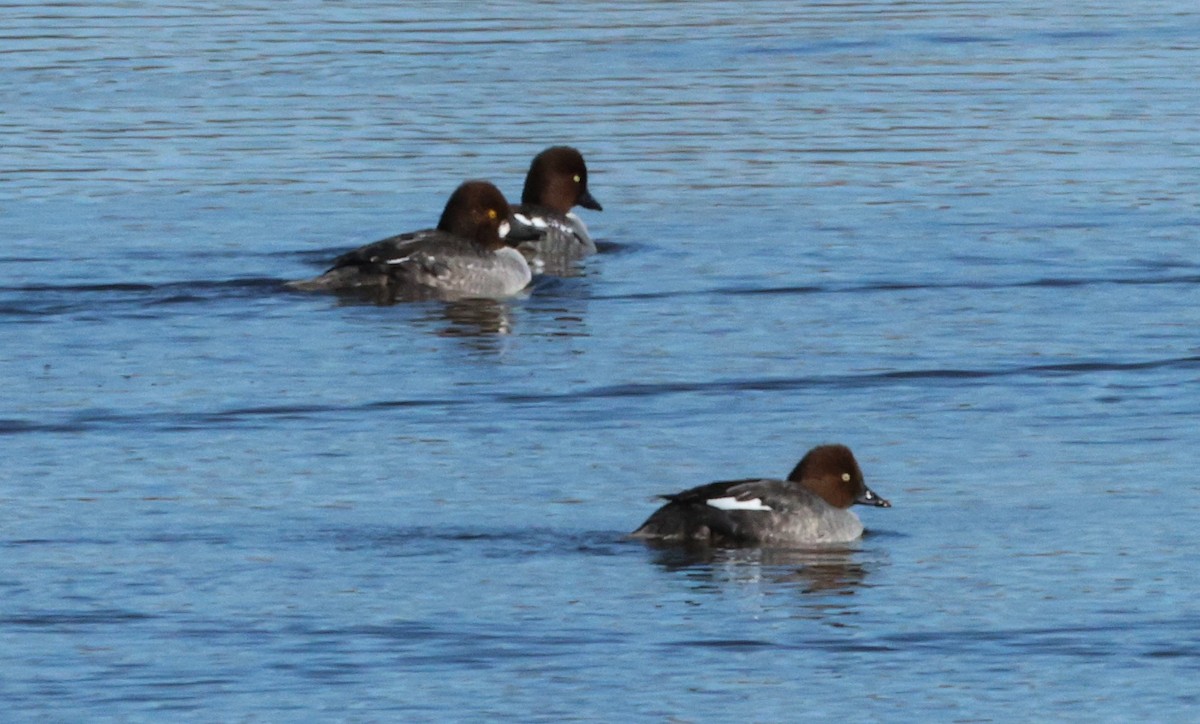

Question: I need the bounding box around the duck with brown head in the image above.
[511,146,603,271]
[631,444,891,546]
[287,180,542,301]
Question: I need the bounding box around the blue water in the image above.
[4,1,1200,720]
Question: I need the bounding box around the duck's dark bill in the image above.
[578,188,603,212]
[856,487,891,508]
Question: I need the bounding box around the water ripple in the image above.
[0,609,155,627]
[2,268,1199,318]
[4,354,1199,435]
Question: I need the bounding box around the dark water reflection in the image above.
[433,298,514,337]
[643,541,873,596]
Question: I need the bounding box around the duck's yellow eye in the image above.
[573,174,581,183]
[841,473,851,482]
[487,208,498,220]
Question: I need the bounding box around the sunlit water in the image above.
[4,1,1200,720]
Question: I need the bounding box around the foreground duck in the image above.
[288,180,541,300]
[511,146,603,268]
[631,444,891,546]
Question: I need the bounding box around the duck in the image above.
[630,444,891,546]
[287,180,541,300]
[511,146,603,269]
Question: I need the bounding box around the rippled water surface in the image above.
[4,1,1200,720]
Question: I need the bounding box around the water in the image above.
[4,0,1200,719]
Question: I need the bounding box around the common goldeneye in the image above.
[288,180,541,300]
[511,146,603,270]
[630,444,891,546]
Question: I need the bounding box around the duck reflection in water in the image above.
[427,298,514,338]
[643,542,872,597]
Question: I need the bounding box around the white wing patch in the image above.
[707,496,773,511]
[514,212,550,230]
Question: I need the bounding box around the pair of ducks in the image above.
[291,148,891,546]
[288,146,601,299]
